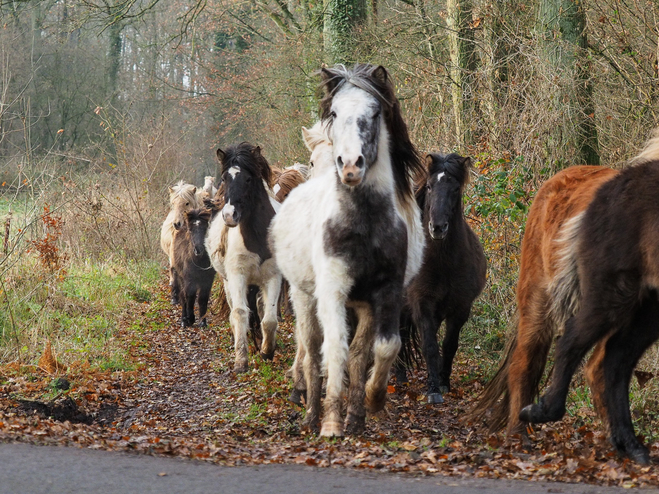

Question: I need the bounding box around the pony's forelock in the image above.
[318,63,423,202]
[219,142,272,186]
[170,180,197,206]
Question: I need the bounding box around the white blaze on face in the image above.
[228,166,241,179]
[273,184,281,194]
[222,200,236,224]
[436,172,445,183]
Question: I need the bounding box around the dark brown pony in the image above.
[473,132,659,464]
[172,209,216,327]
[398,153,486,404]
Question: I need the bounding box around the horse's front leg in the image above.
[290,287,321,432]
[365,285,403,414]
[412,298,443,403]
[439,308,471,394]
[316,261,351,437]
[259,272,282,360]
[345,302,374,435]
[226,274,250,373]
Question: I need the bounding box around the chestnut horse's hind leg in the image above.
[345,303,374,435]
[520,281,637,425]
[507,289,553,435]
[603,297,659,465]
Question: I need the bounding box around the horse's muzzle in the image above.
[222,204,239,227]
[340,163,364,186]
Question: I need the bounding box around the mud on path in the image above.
[1,279,659,488]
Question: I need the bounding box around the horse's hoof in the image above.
[320,421,344,438]
[626,444,651,465]
[171,297,180,305]
[427,392,444,404]
[519,399,565,424]
[260,350,275,361]
[181,318,193,328]
[344,413,365,435]
[394,367,408,384]
[300,417,320,434]
[285,367,294,379]
[288,389,307,406]
[233,362,249,374]
[197,318,208,328]
[365,389,387,413]
[438,383,450,394]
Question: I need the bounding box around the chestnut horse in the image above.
[473,131,659,464]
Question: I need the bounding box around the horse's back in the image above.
[518,165,619,303]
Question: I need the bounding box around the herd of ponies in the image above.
[159,63,659,465]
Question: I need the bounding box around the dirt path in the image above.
[1,280,659,488]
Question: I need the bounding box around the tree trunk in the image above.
[483,1,510,147]
[323,0,367,65]
[538,0,599,165]
[447,0,477,147]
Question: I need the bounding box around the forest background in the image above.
[1,0,659,420]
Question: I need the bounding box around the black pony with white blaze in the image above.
[270,64,424,437]
[398,153,486,403]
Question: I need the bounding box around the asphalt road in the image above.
[0,442,656,494]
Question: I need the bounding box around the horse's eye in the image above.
[426,182,431,190]
[245,176,252,183]
[185,202,189,206]
[330,111,337,119]
[309,161,314,167]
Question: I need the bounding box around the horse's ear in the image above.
[168,186,174,194]
[320,67,341,96]
[373,65,388,85]
[460,156,472,186]
[301,127,313,151]
[191,186,197,194]
[253,145,262,157]
[216,148,225,162]
[424,154,434,169]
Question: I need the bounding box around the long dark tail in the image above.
[396,306,422,373]
[468,315,519,431]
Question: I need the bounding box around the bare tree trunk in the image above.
[538,0,599,165]
[323,0,367,64]
[447,0,478,147]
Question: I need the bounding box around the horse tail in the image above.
[468,313,519,431]
[396,307,421,372]
[548,212,584,328]
[632,127,659,164]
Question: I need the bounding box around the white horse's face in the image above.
[309,140,334,177]
[328,86,381,187]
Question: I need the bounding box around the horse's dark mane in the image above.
[220,142,272,186]
[319,64,424,201]
[414,153,471,210]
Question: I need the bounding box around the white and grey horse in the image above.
[270,64,425,437]
[205,143,282,373]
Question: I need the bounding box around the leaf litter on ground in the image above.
[1,278,658,488]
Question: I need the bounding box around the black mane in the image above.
[318,64,424,202]
[415,153,471,210]
[219,142,272,185]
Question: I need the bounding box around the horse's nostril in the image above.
[347,172,354,179]
[174,222,181,230]
[441,223,449,233]
[337,156,344,167]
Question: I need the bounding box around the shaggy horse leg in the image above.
[439,309,470,394]
[291,289,321,432]
[603,298,659,465]
[584,339,608,426]
[227,276,250,373]
[288,344,307,406]
[520,300,630,424]
[181,285,196,327]
[345,303,374,435]
[413,299,443,404]
[197,282,212,328]
[170,267,181,305]
[259,274,282,360]
[506,293,553,435]
[365,287,403,414]
[316,266,350,437]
